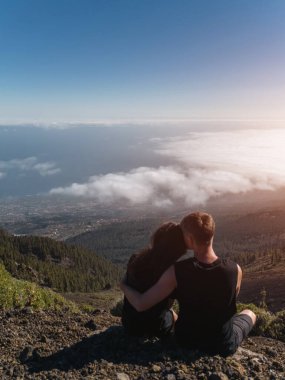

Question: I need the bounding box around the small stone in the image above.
[84,319,97,330]
[180,364,188,373]
[166,374,176,380]
[208,373,229,380]
[249,358,262,372]
[32,349,41,361]
[265,347,277,357]
[19,346,34,363]
[152,364,162,372]
[40,335,48,343]
[177,369,187,379]
[81,368,88,376]
[225,359,246,377]
[23,307,33,314]
[272,360,284,371]
[117,373,130,380]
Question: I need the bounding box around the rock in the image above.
[40,335,48,343]
[31,348,41,361]
[249,358,262,372]
[152,364,162,372]
[233,347,265,361]
[208,373,229,380]
[225,359,247,378]
[80,368,88,376]
[19,346,34,363]
[166,374,176,380]
[265,347,277,357]
[117,373,130,380]
[180,364,188,373]
[84,319,97,330]
[23,307,33,315]
[197,374,207,380]
[271,360,284,371]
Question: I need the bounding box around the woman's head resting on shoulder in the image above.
[150,222,187,262]
[127,221,187,288]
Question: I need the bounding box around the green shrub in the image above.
[269,310,285,341]
[0,263,77,311]
[237,302,285,342]
[79,303,96,313]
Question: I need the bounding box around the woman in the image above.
[122,222,186,338]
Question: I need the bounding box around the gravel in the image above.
[0,308,284,379]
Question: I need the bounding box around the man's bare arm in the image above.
[120,266,177,312]
[236,264,242,297]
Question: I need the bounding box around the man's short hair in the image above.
[180,212,215,245]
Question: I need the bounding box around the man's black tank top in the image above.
[174,257,237,351]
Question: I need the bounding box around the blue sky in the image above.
[1,0,285,123]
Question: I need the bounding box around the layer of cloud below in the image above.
[0,157,61,177]
[50,128,285,208]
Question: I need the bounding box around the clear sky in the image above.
[1,0,285,123]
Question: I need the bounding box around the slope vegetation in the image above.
[0,263,75,310]
[0,228,123,292]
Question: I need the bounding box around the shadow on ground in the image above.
[26,326,202,373]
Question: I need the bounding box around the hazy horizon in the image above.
[1,122,285,211]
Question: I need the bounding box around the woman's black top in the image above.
[122,252,173,337]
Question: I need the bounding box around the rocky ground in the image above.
[0,308,284,380]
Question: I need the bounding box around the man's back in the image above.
[174,257,238,351]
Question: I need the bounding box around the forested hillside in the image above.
[68,210,285,267]
[67,218,162,265]
[0,229,123,292]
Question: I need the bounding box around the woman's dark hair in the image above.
[127,222,187,292]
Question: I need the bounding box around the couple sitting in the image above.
[120,212,256,356]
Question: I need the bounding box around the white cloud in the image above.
[50,128,285,208]
[33,162,61,176]
[0,172,6,179]
[0,157,61,177]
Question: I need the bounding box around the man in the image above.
[121,212,256,355]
